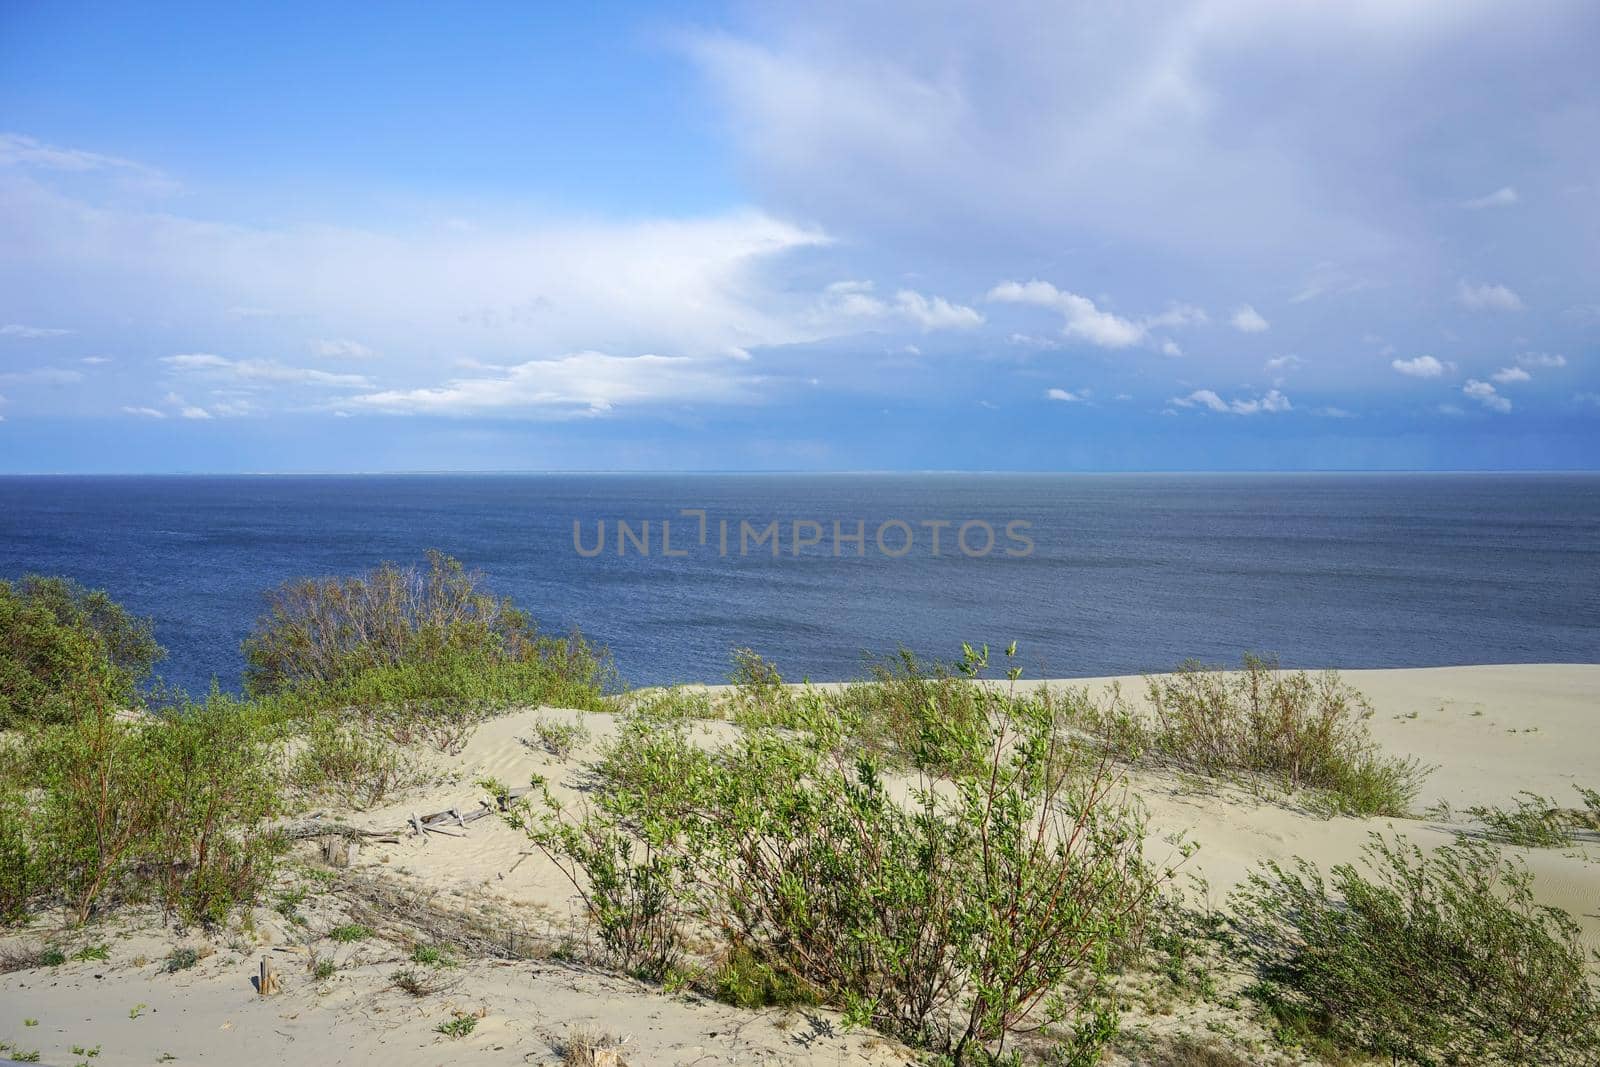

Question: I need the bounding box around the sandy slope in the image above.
[2,663,1596,1065]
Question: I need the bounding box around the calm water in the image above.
[0,473,1596,694]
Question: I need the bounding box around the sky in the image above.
[1,0,1598,473]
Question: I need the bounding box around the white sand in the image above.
[3,663,1596,1065]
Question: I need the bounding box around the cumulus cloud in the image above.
[345,350,754,417]
[1392,355,1450,378]
[1265,354,1303,372]
[1457,280,1525,312]
[987,280,1145,348]
[180,406,213,419]
[1230,305,1269,333]
[1462,186,1518,209]
[1160,339,1183,357]
[890,289,984,330]
[1490,366,1531,384]
[1171,387,1290,415]
[1463,379,1511,412]
[1516,353,1566,369]
[1,323,72,338]
[1045,387,1082,402]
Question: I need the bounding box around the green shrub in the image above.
[144,692,284,924]
[434,1013,478,1038]
[1462,787,1600,848]
[291,713,421,810]
[0,574,162,728]
[1131,655,1425,816]
[0,778,41,925]
[1234,833,1600,1065]
[515,643,1164,1064]
[242,550,610,713]
[4,672,282,926]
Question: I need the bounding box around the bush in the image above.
[0,574,162,728]
[529,716,590,760]
[291,713,422,810]
[142,692,284,924]
[1461,787,1600,848]
[3,667,282,926]
[514,644,1165,1064]
[1233,833,1600,1065]
[1132,655,1425,816]
[242,550,610,713]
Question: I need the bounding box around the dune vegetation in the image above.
[1,553,1597,1066]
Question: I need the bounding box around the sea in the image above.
[1,473,1596,695]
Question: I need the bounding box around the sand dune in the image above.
[3,663,1596,1065]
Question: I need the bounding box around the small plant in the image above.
[129,1003,147,1019]
[73,943,109,961]
[327,923,373,943]
[434,1012,478,1039]
[410,943,455,967]
[1234,833,1600,1065]
[560,1025,630,1066]
[10,1050,40,1063]
[40,948,66,966]
[529,716,590,760]
[162,946,200,972]
[310,955,337,979]
[1464,786,1600,847]
[292,714,421,811]
[391,966,444,996]
[22,1019,37,1027]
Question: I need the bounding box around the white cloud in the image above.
[987,280,1145,348]
[181,406,213,420]
[1392,355,1450,378]
[81,356,112,365]
[819,281,982,331]
[1463,379,1511,412]
[891,289,983,330]
[0,132,174,190]
[312,338,377,360]
[345,350,753,417]
[1313,406,1357,418]
[1144,304,1209,329]
[1490,366,1530,384]
[1045,387,1082,402]
[1171,387,1290,415]
[121,406,166,418]
[0,323,72,338]
[1230,305,1269,333]
[1457,280,1525,312]
[1160,339,1183,357]
[1516,352,1566,369]
[1463,186,1518,209]
[0,367,85,385]
[162,354,370,388]
[1264,354,1303,372]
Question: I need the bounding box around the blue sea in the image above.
[0,473,1596,695]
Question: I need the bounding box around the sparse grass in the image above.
[327,923,373,943]
[0,946,63,973]
[529,716,590,760]
[706,943,818,1010]
[390,966,445,996]
[1462,786,1600,847]
[161,946,200,972]
[559,1025,630,1067]
[410,943,455,967]
[72,943,109,961]
[310,955,337,979]
[434,1012,478,1039]
[1233,833,1600,1065]
[1093,655,1427,816]
[1144,1035,1253,1067]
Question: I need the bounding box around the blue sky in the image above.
[2,0,1598,472]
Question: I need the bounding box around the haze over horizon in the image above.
[3,1,1599,473]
